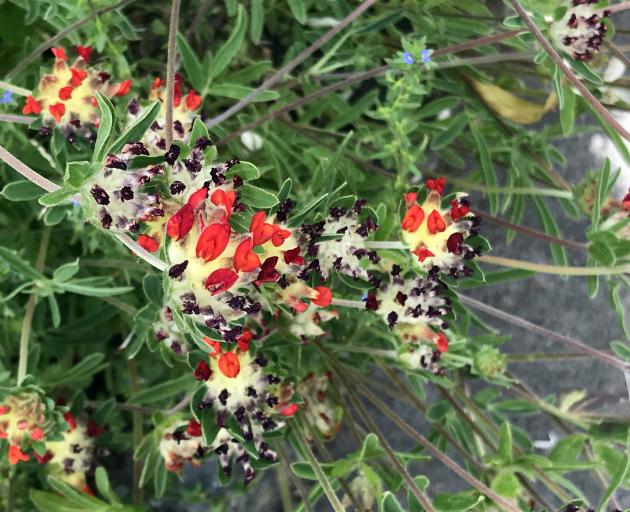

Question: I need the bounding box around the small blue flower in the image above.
[402,52,415,65]
[421,49,431,63]
[1,90,13,104]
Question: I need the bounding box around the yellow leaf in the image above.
[465,76,557,124]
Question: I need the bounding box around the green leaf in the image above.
[434,490,483,511]
[47,294,60,328]
[154,458,169,498]
[207,5,246,81]
[359,433,382,460]
[92,92,116,164]
[610,341,630,361]
[201,407,219,446]
[287,0,306,24]
[0,247,45,280]
[1,180,43,201]
[250,0,263,44]
[189,117,210,145]
[207,84,279,102]
[497,422,513,464]
[417,97,460,120]
[65,161,94,188]
[38,186,77,207]
[44,353,108,387]
[588,240,616,266]
[596,430,630,512]
[559,83,575,135]
[226,161,261,180]
[490,471,520,499]
[550,434,586,464]
[380,492,405,512]
[289,193,330,227]
[177,32,204,92]
[110,100,161,155]
[426,400,450,421]
[53,260,79,282]
[431,113,467,150]
[143,273,163,306]
[129,374,191,404]
[139,448,159,488]
[592,158,611,229]
[95,466,120,504]
[57,281,133,297]
[470,122,498,214]
[239,184,278,208]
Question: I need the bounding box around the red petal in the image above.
[138,234,159,253]
[404,191,417,204]
[186,90,202,110]
[30,428,44,441]
[283,246,304,265]
[59,86,73,101]
[51,47,67,61]
[70,67,88,87]
[167,204,194,240]
[205,268,238,295]
[64,412,77,431]
[115,79,132,97]
[436,332,449,353]
[236,329,253,352]
[255,257,279,285]
[186,420,202,437]
[279,403,300,417]
[312,286,332,307]
[9,445,29,465]
[188,187,208,209]
[218,352,240,378]
[412,247,435,262]
[271,226,291,247]
[151,77,164,90]
[75,45,92,62]
[234,238,261,272]
[450,199,470,221]
[203,337,222,357]
[22,96,41,115]
[196,223,231,261]
[427,210,446,234]
[402,204,425,232]
[49,102,66,123]
[426,177,445,196]
[211,189,235,218]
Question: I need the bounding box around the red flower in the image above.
[426,177,445,196]
[255,257,279,285]
[151,77,164,90]
[186,90,202,110]
[203,337,223,357]
[312,286,332,307]
[8,445,29,465]
[75,45,92,62]
[138,234,159,253]
[211,189,235,218]
[48,102,66,123]
[450,199,470,221]
[0,406,9,415]
[115,79,132,97]
[69,67,88,86]
[87,420,105,438]
[30,428,44,441]
[279,403,299,417]
[174,80,182,108]
[188,187,208,208]
[237,329,253,352]
[446,233,463,255]
[427,210,446,234]
[404,191,417,205]
[234,238,261,272]
[283,246,304,265]
[436,332,448,353]
[82,485,95,496]
[218,352,240,378]
[51,47,67,61]
[64,412,77,431]
[250,211,274,246]
[205,268,238,295]
[193,360,212,381]
[34,450,53,464]
[22,96,41,115]
[196,223,231,261]
[187,419,202,437]
[271,225,291,247]
[412,247,435,262]
[59,86,73,101]
[402,205,425,232]
[167,204,194,240]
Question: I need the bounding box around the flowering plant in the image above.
[0,1,630,511]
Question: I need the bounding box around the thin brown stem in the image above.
[277,443,314,512]
[510,0,630,142]
[5,0,137,80]
[459,294,628,370]
[17,227,50,385]
[206,0,379,128]
[164,0,182,150]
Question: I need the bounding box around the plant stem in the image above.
[478,254,630,276]
[5,0,137,80]
[164,0,182,150]
[510,0,630,142]
[206,0,378,129]
[0,144,169,272]
[290,416,345,512]
[458,294,628,370]
[17,227,50,385]
[0,114,35,124]
[599,1,630,14]
[277,443,314,512]
[507,351,615,362]
[0,81,31,96]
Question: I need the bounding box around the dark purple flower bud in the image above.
[168,260,188,278]
[127,98,140,115]
[105,154,127,170]
[91,185,110,205]
[170,181,186,195]
[165,144,180,165]
[120,186,134,202]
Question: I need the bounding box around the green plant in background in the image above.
[0,0,629,511]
